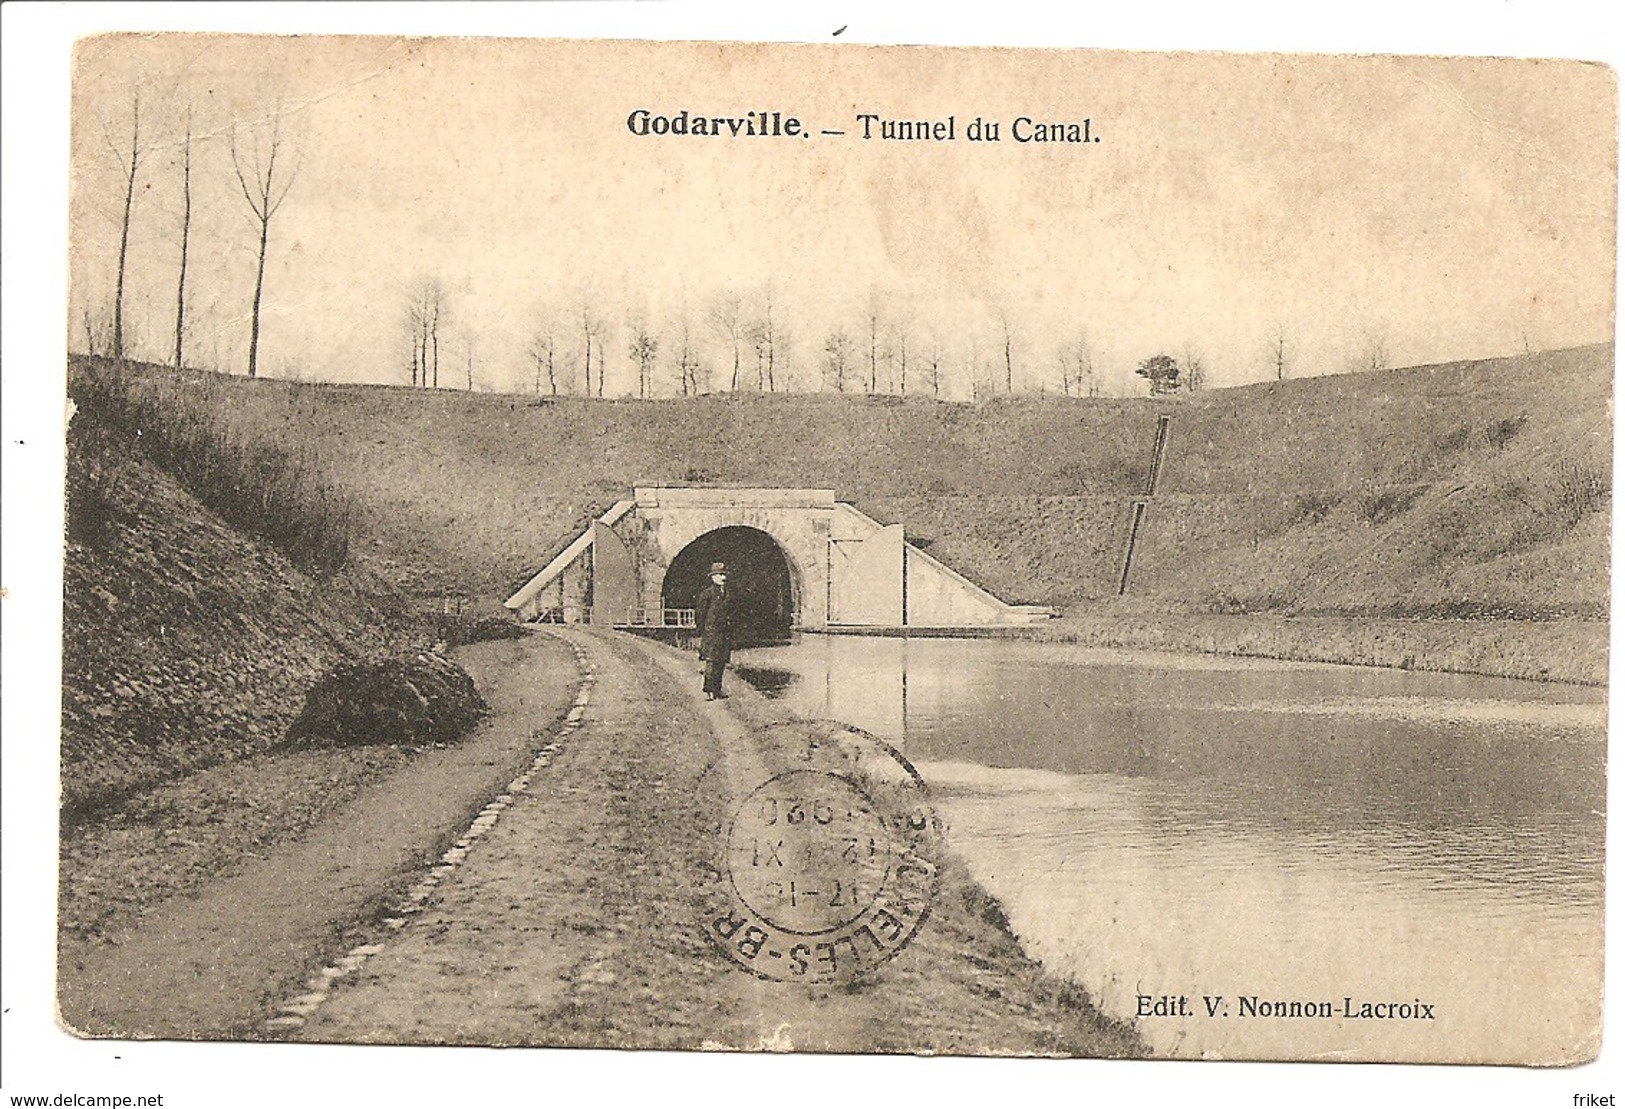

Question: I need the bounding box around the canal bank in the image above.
[824,613,1608,686]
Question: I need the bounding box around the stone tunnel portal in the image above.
[661,526,796,645]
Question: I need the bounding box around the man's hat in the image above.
[709,562,727,574]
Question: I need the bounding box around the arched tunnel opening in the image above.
[662,526,796,646]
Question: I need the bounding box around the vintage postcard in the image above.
[31,18,1619,1096]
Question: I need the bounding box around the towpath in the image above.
[57,635,581,1040]
[293,628,1142,1055]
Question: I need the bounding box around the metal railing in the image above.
[619,607,696,628]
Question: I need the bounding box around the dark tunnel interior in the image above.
[661,526,796,645]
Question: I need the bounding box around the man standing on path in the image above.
[694,561,736,700]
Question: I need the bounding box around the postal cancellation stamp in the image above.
[702,730,942,983]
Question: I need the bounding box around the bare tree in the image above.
[104,88,144,360]
[672,316,704,396]
[823,329,852,393]
[773,327,795,392]
[172,102,193,369]
[406,293,423,387]
[897,328,910,397]
[82,301,114,358]
[744,288,781,392]
[760,289,778,392]
[576,301,605,396]
[885,312,913,397]
[579,311,591,395]
[864,296,883,393]
[1353,333,1390,374]
[231,108,298,378]
[746,319,768,392]
[431,294,442,387]
[528,317,559,396]
[1182,343,1207,392]
[708,291,743,391]
[596,319,610,397]
[1271,327,1289,382]
[628,317,659,398]
[1000,313,1014,394]
[1055,333,1096,397]
[923,330,944,398]
[405,280,446,387]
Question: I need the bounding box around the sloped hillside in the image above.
[61,411,411,818]
[1136,347,1612,618]
[71,344,1611,621]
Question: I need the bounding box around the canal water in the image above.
[730,635,1606,1062]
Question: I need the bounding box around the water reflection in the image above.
[733,635,1606,1062]
[729,665,796,696]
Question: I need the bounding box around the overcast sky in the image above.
[69,34,1616,396]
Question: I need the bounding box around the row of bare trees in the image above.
[514,304,1075,399]
[404,278,1329,399]
[94,86,297,378]
[460,291,790,399]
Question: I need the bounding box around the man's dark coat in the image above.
[694,582,737,662]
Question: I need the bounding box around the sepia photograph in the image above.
[3,4,1619,1104]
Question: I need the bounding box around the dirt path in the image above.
[297,629,1143,1056]
[57,635,581,1040]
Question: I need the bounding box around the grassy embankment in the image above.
[74,344,1612,681]
[64,364,409,821]
[63,360,534,818]
[62,362,487,947]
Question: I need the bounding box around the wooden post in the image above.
[1145,414,1173,496]
[901,543,909,627]
[1118,500,1149,595]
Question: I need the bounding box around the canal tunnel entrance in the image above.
[506,486,1051,631]
[661,526,796,645]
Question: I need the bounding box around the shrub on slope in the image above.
[286,652,487,747]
